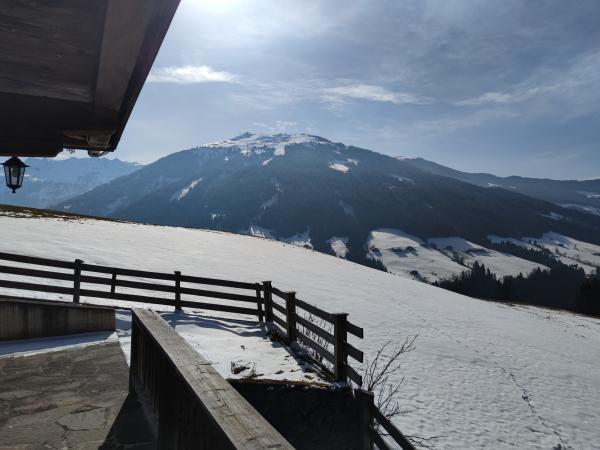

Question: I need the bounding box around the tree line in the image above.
[435,260,600,317]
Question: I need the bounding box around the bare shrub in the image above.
[362,336,441,449]
[362,336,417,421]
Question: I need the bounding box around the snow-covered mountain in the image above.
[1,208,598,449]
[402,157,600,215]
[52,133,600,282]
[0,157,140,209]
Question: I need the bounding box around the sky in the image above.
[115,0,600,180]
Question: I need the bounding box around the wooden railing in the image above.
[371,406,416,450]
[0,251,363,384]
[130,308,293,449]
[265,283,364,385]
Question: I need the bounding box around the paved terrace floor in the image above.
[0,341,155,449]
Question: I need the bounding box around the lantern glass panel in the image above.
[10,166,21,186]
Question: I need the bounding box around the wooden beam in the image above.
[94,0,156,113]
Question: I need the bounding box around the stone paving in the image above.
[0,341,155,449]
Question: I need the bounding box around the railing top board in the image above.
[132,308,294,450]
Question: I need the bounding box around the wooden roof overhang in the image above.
[0,0,180,157]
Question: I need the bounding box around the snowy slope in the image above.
[53,133,600,285]
[1,212,599,449]
[491,232,600,275]
[367,229,466,282]
[428,236,548,277]
[201,132,330,156]
[367,229,546,282]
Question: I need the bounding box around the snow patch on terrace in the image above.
[0,331,118,358]
[114,310,323,383]
[201,132,330,157]
[1,215,599,448]
[327,236,349,258]
[172,178,202,201]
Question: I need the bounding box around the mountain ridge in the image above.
[51,133,600,283]
[402,157,600,211]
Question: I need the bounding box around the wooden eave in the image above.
[0,0,180,157]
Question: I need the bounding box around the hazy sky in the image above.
[115,0,600,180]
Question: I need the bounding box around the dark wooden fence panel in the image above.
[0,251,75,269]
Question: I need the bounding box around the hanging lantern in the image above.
[2,157,29,193]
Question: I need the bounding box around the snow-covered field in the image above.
[1,212,599,449]
[368,229,546,282]
[491,232,600,275]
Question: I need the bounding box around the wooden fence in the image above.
[371,406,416,450]
[264,283,364,385]
[0,251,362,384]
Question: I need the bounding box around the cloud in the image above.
[253,120,299,132]
[457,87,544,106]
[321,84,430,105]
[148,65,236,84]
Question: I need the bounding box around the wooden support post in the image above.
[285,291,297,345]
[255,284,264,322]
[333,312,349,383]
[110,268,117,296]
[262,281,273,322]
[73,259,83,303]
[174,271,182,311]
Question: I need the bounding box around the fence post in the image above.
[333,312,349,383]
[110,268,117,296]
[174,271,182,311]
[255,284,264,322]
[262,281,273,322]
[73,259,83,303]
[285,291,297,345]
